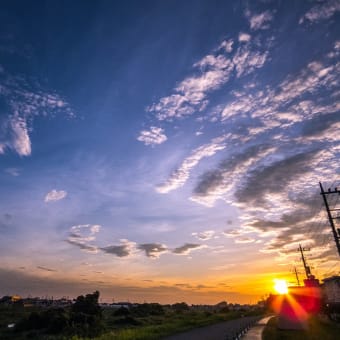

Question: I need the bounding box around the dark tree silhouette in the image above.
[70,290,103,337]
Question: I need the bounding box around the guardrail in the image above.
[225,316,262,340]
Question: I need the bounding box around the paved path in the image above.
[163,316,262,340]
[243,316,273,340]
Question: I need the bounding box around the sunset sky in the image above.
[0,0,339,304]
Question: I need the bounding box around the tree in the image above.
[70,290,103,337]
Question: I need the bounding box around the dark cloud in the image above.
[69,232,82,239]
[301,112,340,138]
[4,213,12,221]
[101,244,131,257]
[247,205,318,232]
[37,266,57,272]
[193,144,271,197]
[138,243,167,258]
[66,239,97,253]
[0,213,13,232]
[173,243,203,255]
[194,170,224,196]
[174,283,193,288]
[235,149,320,206]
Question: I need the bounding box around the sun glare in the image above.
[274,279,288,294]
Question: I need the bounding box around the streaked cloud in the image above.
[137,126,167,146]
[44,189,67,203]
[37,266,57,272]
[223,229,243,238]
[173,243,205,255]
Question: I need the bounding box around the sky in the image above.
[0,0,339,305]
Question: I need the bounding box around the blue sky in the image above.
[0,0,339,304]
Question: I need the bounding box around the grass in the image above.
[95,310,258,340]
[262,316,340,340]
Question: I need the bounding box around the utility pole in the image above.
[319,182,340,257]
[299,244,311,279]
[294,267,300,286]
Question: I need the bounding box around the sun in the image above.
[274,279,288,294]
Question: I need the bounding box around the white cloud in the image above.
[137,126,167,145]
[10,116,31,156]
[232,47,268,78]
[44,189,68,203]
[66,224,101,254]
[223,229,243,238]
[192,230,215,240]
[218,39,234,53]
[248,11,274,30]
[238,32,251,43]
[234,237,255,244]
[0,69,74,157]
[156,137,227,193]
[299,0,340,24]
[145,34,268,122]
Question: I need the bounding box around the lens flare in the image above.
[274,279,288,294]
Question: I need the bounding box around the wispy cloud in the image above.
[45,189,67,203]
[66,224,101,254]
[156,136,227,193]
[299,0,340,24]
[185,40,340,263]
[4,167,20,176]
[137,126,167,146]
[143,30,269,127]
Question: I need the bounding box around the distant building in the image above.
[323,276,340,304]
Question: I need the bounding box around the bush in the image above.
[172,302,189,313]
[114,307,130,317]
[131,303,164,317]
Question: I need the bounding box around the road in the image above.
[163,315,262,340]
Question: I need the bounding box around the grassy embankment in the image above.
[0,304,263,340]
[262,316,340,340]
